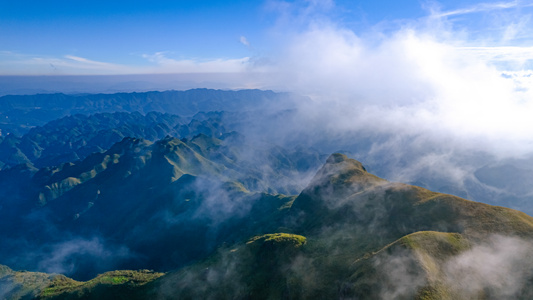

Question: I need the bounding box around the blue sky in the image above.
[0,0,264,73]
[2,0,533,75]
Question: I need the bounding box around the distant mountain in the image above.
[5,153,533,299]
[0,89,298,136]
[0,112,184,169]
[0,110,251,170]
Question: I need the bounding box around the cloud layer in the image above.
[259,0,533,159]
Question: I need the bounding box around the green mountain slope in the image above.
[0,265,163,300]
[146,154,533,299]
[20,153,533,299]
[0,265,56,300]
[0,133,322,280]
[5,153,533,299]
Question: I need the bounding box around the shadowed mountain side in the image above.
[0,109,323,181]
[29,134,321,206]
[0,134,321,280]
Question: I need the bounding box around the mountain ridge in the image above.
[0,89,297,136]
[4,153,532,299]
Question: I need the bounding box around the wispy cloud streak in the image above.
[429,0,533,18]
[141,52,249,73]
[0,51,251,75]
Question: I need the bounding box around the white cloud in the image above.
[36,237,132,275]
[240,36,250,47]
[443,235,533,298]
[0,51,251,75]
[0,52,137,75]
[258,1,533,157]
[64,55,117,66]
[429,0,528,18]
[458,46,533,60]
[141,52,250,73]
[423,0,533,46]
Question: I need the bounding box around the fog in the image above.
[378,235,533,299]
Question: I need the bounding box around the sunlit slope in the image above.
[0,265,163,300]
[292,153,533,239]
[0,265,56,300]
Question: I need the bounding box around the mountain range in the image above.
[1,89,533,299]
[0,89,297,137]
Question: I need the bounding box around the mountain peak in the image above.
[310,153,378,190]
[289,154,386,224]
[325,153,366,171]
[108,137,152,155]
[325,153,348,163]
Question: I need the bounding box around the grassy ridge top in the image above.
[40,270,164,299]
[246,233,307,248]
